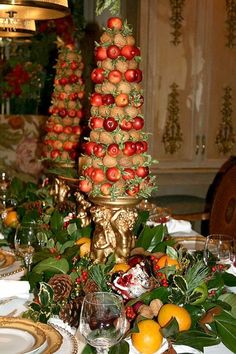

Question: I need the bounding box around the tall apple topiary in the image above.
[42,44,85,168]
[79,17,156,198]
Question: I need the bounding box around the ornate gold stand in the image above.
[89,196,141,264]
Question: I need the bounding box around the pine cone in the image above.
[59,297,83,328]
[48,274,73,302]
[83,280,100,294]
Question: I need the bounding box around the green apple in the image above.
[190,282,208,305]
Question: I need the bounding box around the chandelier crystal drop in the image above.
[0,0,69,21]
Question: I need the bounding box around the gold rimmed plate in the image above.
[37,323,63,353]
[174,235,206,253]
[0,317,47,354]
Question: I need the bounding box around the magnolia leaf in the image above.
[33,257,69,274]
[59,240,75,254]
[29,302,41,312]
[67,222,78,236]
[50,210,64,232]
[219,293,236,318]
[213,310,236,352]
[175,330,220,350]
[166,246,178,259]
[173,275,188,294]
[133,210,149,236]
[161,317,179,337]
[222,272,236,287]
[136,224,165,250]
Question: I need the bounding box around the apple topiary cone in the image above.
[79,17,156,199]
[41,43,85,168]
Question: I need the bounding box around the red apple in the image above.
[102,94,115,105]
[106,167,121,182]
[90,116,104,129]
[124,69,138,82]
[93,143,106,158]
[136,166,149,178]
[70,61,79,70]
[135,68,142,83]
[107,143,120,157]
[69,92,78,101]
[79,179,92,193]
[68,109,77,118]
[59,77,68,85]
[120,45,138,60]
[63,126,73,134]
[108,70,122,84]
[58,109,68,118]
[107,17,123,30]
[72,126,82,135]
[103,117,118,132]
[69,74,79,84]
[83,166,94,178]
[101,182,112,196]
[123,141,136,156]
[115,93,129,107]
[91,68,105,84]
[132,116,144,130]
[107,45,120,59]
[53,124,64,134]
[90,93,103,106]
[50,149,61,159]
[91,168,105,183]
[83,141,97,156]
[136,141,148,154]
[126,184,140,196]
[132,95,144,108]
[95,46,107,61]
[122,168,135,180]
[63,141,74,151]
[119,119,132,131]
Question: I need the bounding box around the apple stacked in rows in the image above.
[42,44,85,165]
[79,17,156,198]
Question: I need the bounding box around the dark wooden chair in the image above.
[173,156,236,237]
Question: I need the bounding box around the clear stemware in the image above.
[14,222,43,271]
[203,234,234,266]
[79,292,127,354]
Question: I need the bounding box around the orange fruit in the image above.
[110,263,131,273]
[3,210,19,228]
[156,255,179,269]
[158,304,191,332]
[131,319,163,354]
[75,237,91,257]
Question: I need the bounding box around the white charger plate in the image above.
[0,317,47,354]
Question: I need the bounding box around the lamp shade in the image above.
[0,18,36,37]
[0,1,69,20]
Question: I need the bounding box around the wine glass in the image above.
[79,292,127,354]
[14,222,43,271]
[203,234,235,266]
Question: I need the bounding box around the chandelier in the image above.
[0,1,69,21]
[0,18,36,37]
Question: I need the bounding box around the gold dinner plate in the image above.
[0,317,47,354]
[174,235,206,252]
[38,323,63,353]
[0,250,15,270]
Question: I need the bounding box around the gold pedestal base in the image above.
[89,197,141,263]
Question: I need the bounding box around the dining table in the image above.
[0,218,235,354]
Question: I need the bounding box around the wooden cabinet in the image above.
[139,0,236,173]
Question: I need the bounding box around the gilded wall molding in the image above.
[169,0,185,45]
[225,0,236,48]
[162,83,183,154]
[215,86,236,154]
